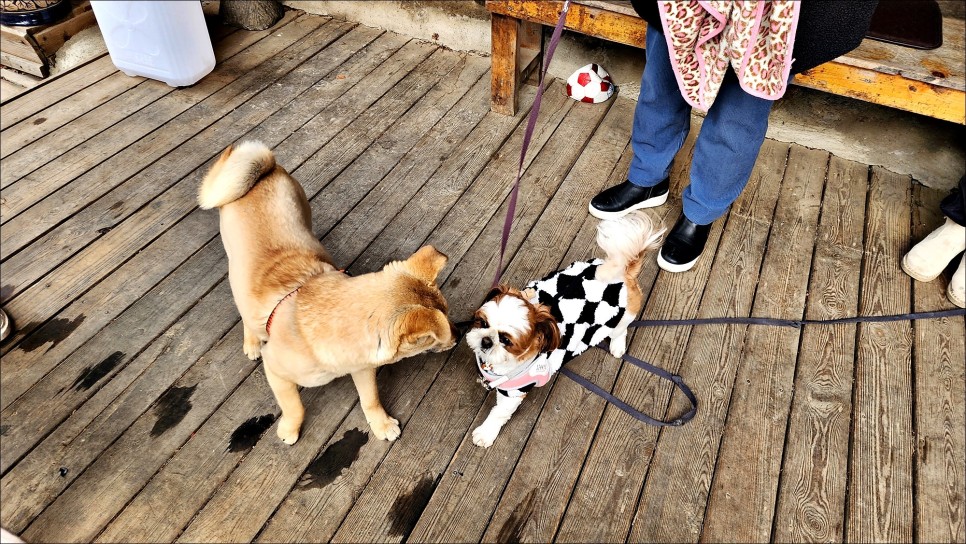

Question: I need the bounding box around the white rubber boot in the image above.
[901,217,966,282]
[949,255,965,308]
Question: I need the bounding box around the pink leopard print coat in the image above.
[657,1,800,111]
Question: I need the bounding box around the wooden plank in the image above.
[847,166,914,542]
[93,345,278,544]
[0,50,46,77]
[3,22,350,261]
[0,75,28,102]
[102,56,495,544]
[0,260,240,533]
[0,71,147,158]
[490,12,523,115]
[0,34,45,65]
[0,22,233,158]
[579,0,638,17]
[19,320,273,544]
[623,140,801,543]
[555,138,787,543]
[409,97,654,543]
[0,17,275,192]
[176,83,577,544]
[772,156,869,543]
[260,44,461,216]
[6,33,456,544]
[30,4,96,57]
[329,99,617,544]
[910,185,966,544]
[840,17,965,91]
[0,23,383,395]
[0,29,354,363]
[486,0,648,49]
[0,54,114,129]
[4,19,401,480]
[0,228,230,474]
[0,31,432,422]
[253,88,543,544]
[793,62,966,125]
[320,76,511,265]
[696,145,828,542]
[0,11,305,217]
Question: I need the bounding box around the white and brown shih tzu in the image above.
[466,211,664,447]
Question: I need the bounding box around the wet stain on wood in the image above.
[298,428,368,490]
[71,351,125,391]
[0,425,9,436]
[496,488,539,543]
[19,315,86,353]
[150,385,196,437]
[33,117,46,125]
[226,414,276,453]
[388,473,438,537]
[1,285,13,300]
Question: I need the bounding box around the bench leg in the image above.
[491,13,542,115]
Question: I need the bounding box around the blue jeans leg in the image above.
[627,28,691,188]
[682,70,775,225]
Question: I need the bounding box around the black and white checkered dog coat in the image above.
[486,259,628,397]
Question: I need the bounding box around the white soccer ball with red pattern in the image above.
[566,63,615,104]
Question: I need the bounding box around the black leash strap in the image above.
[629,308,966,329]
[560,345,698,427]
[556,308,965,427]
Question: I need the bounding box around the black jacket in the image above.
[630,0,879,74]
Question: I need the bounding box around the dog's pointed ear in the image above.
[396,306,456,355]
[483,285,511,304]
[404,245,448,283]
[532,303,560,353]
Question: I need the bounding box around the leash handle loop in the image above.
[559,345,698,427]
[492,0,572,288]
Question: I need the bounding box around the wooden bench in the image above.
[486,0,966,124]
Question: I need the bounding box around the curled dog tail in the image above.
[595,211,665,282]
[197,140,276,209]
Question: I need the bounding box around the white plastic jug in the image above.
[90,1,215,87]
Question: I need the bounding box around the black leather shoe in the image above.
[657,214,712,272]
[589,178,669,219]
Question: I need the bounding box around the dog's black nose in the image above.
[480,337,493,350]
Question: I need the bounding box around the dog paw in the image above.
[244,337,262,360]
[608,335,627,358]
[472,424,499,448]
[370,416,401,441]
[277,418,301,445]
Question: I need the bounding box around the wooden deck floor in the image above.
[1,12,964,543]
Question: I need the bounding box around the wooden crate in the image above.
[0,1,96,77]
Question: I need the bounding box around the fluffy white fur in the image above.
[465,297,531,375]
[595,210,664,282]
